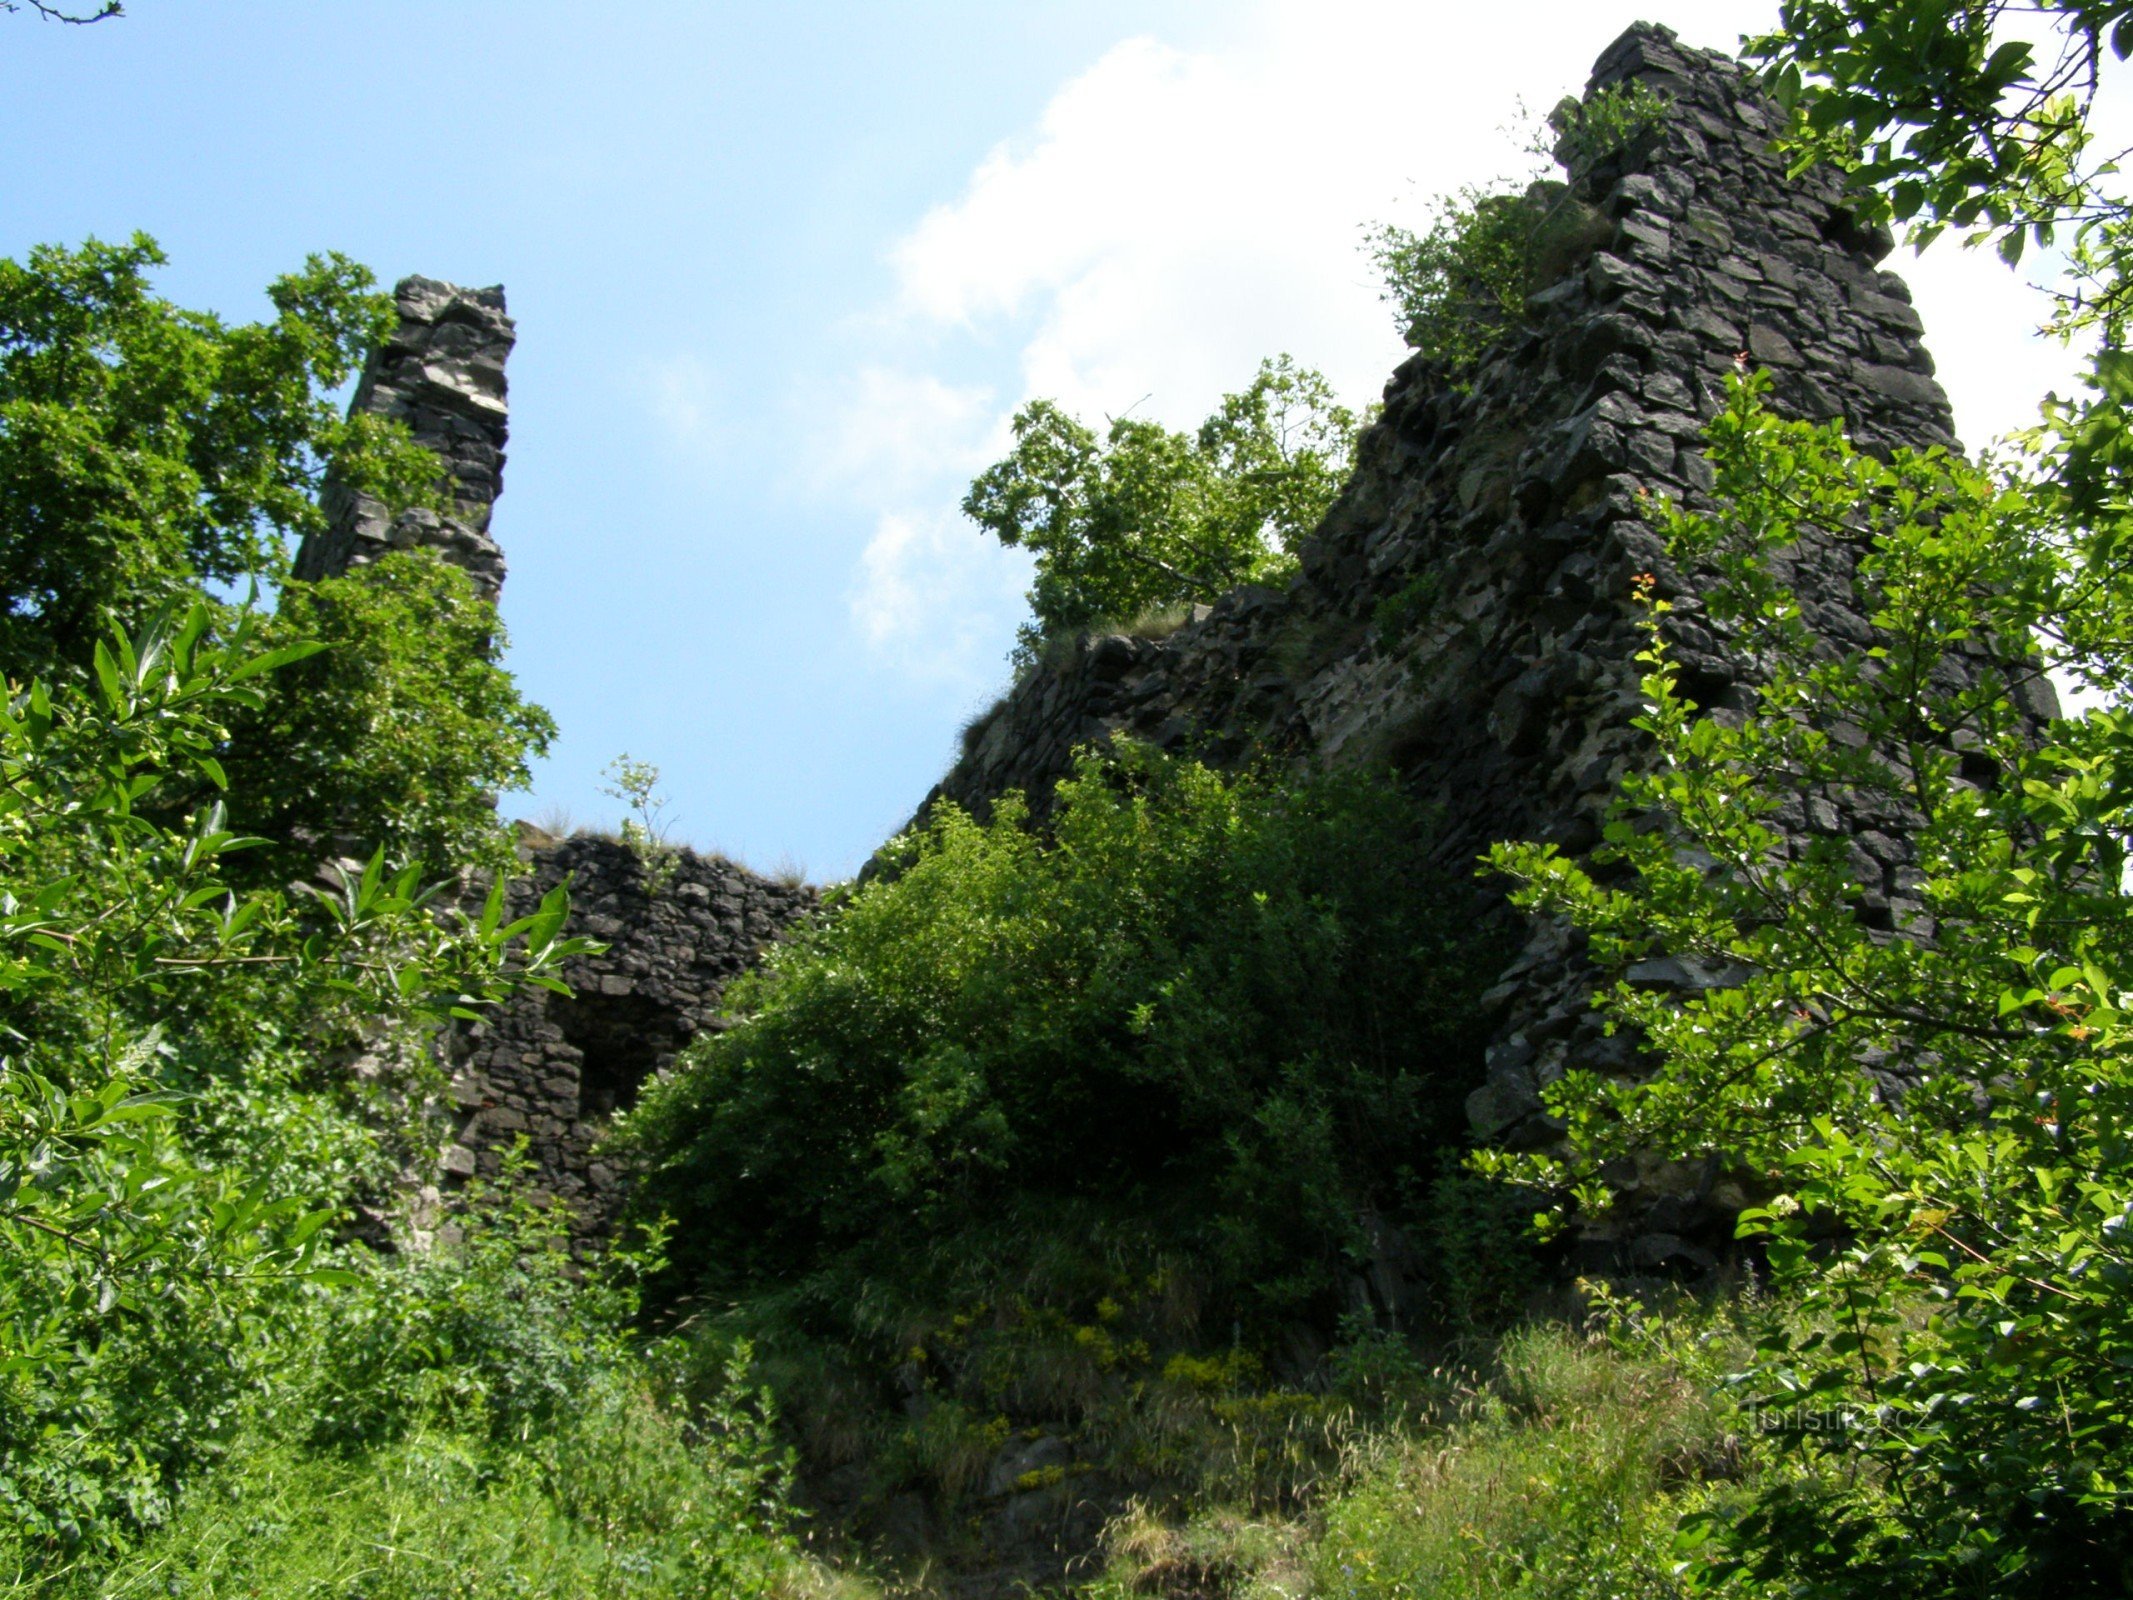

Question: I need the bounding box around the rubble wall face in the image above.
[445,837,817,1236]
[908,24,2053,1266]
[294,274,514,601]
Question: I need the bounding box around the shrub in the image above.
[965,358,1361,666]
[611,745,1515,1531]
[1366,83,1661,378]
[620,744,1507,1342]
[0,609,586,1560]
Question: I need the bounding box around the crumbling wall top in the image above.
[293,274,515,602]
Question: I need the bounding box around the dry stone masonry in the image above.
[909,23,2053,1270]
[294,275,515,601]
[444,834,815,1237]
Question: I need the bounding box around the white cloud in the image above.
[883,0,1778,429]
[818,367,999,499]
[849,510,1032,689]
[836,1,1766,684]
[840,0,2091,683]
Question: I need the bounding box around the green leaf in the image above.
[224,639,330,683]
[2094,350,2133,405]
[92,640,123,711]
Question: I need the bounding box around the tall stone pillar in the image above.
[293,275,514,602]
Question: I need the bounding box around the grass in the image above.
[1114,601,1202,642]
[1084,1294,1774,1600]
[9,1390,837,1600]
[13,1275,1794,1600]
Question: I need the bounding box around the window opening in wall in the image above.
[550,991,687,1122]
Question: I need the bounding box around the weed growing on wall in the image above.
[1366,82,1662,379]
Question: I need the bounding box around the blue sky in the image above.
[1,1,2090,877]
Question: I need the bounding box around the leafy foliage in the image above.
[0,607,589,1552]
[1366,84,1657,375]
[964,357,1360,664]
[8,1183,802,1597]
[1487,375,2133,1594]
[1367,191,1546,376]
[1543,79,1672,171]
[220,550,556,880]
[0,235,435,678]
[622,745,1504,1344]
[1749,0,2131,294]
[0,228,802,1583]
[0,235,553,881]
[1445,7,2133,1592]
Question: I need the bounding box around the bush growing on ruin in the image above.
[619,744,1511,1367]
[964,356,1361,666]
[1367,83,1663,376]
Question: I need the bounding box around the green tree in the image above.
[1462,10,2133,1591]
[1752,0,2131,292]
[964,355,1360,664]
[0,235,553,877]
[0,605,589,1547]
[0,235,434,678]
[221,551,556,879]
[1486,376,2133,1592]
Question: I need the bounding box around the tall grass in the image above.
[1090,1297,1773,1600]
[7,1390,835,1600]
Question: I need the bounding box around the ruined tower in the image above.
[313,274,816,1242]
[294,274,514,601]
[906,23,2046,1267]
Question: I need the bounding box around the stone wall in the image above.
[443,834,816,1238]
[904,23,2054,1269]
[293,274,514,602]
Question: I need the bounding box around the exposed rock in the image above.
[294,275,514,601]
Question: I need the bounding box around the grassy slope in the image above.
[1079,1299,1784,1600]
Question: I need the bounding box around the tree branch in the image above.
[2,1,122,20]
